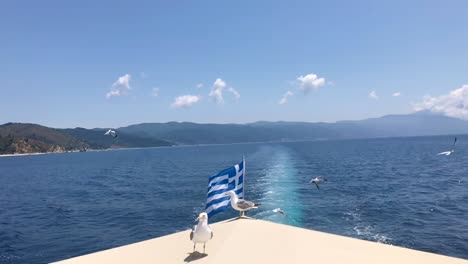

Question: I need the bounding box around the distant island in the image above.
[1,111,468,155]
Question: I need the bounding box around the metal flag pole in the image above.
[242,154,246,217]
[243,154,246,199]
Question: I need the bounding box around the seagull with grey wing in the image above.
[310,176,327,189]
[224,190,259,217]
[190,212,213,253]
[437,137,457,156]
[104,129,118,138]
[272,208,286,216]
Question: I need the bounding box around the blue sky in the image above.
[1,0,468,128]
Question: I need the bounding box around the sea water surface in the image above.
[1,136,468,263]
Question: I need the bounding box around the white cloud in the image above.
[209,78,226,103]
[278,91,293,105]
[413,85,468,119]
[208,78,239,103]
[228,87,240,100]
[152,87,159,97]
[297,73,326,93]
[171,95,201,108]
[392,92,401,97]
[196,83,204,89]
[106,90,121,98]
[113,74,131,89]
[369,90,379,100]
[106,74,131,98]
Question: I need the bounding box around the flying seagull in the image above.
[104,129,118,138]
[437,151,453,156]
[309,176,327,189]
[272,208,286,216]
[224,190,259,217]
[190,212,213,253]
[437,137,457,156]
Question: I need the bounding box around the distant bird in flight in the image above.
[437,150,453,156]
[310,176,327,189]
[437,137,457,156]
[104,129,118,138]
[272,208,286,216]
[190,212,213,253]
[224,190,259,217]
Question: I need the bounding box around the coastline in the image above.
[0,152,49,157]
[0,146,169,158]
[1,133,464,158]
[0,149,98,158]
[0,134,456,158]
[0,146,157,158]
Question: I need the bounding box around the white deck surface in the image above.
[54,218,468,264]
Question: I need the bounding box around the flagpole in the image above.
[242,154,246,217]
[243,154,246,199]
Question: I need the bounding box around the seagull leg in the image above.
[193,243,195,252]
[240,211,245,217]
[203,243,206,253]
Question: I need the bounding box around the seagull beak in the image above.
[195,216,200,221]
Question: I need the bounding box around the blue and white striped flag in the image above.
[205,159,244,218]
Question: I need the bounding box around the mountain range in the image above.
[1,111,467,155]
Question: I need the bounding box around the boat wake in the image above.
[352,226,392,244]
[251,146,303,226]
[345,210,392,245]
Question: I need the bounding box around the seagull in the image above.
[437,137,457,156]
[437,150,453,156]
[104,129,118,138]
[309,176,327,189]
[190,212,213,253]
[272,208,286,215]
[224,190,259,217]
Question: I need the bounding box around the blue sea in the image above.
[1,136,467,263]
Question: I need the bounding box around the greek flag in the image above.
[205,159,245,218]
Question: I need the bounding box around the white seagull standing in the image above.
[309,176,327,189]
[224,190,259,217]
[104,129,118,138]
[190,212,213,253]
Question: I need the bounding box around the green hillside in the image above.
[60,128,173,148]
[0,123,173,155]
